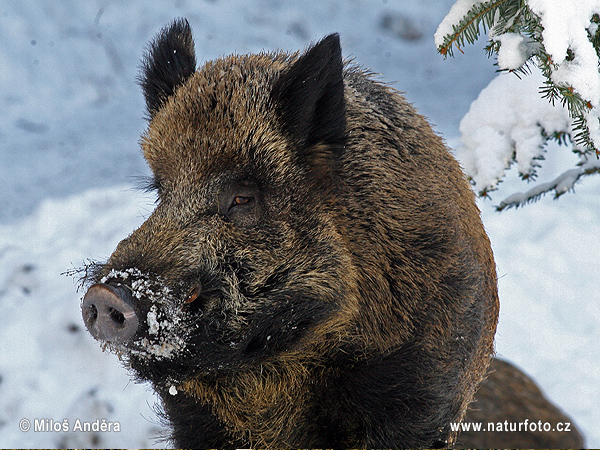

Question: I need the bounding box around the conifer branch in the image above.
[438,0,513,58]
[437,0,600,206]
[496,158,600,210]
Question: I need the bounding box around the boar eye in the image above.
[219,184,259,223]
[229,196,254,210]
[185,285,201,304]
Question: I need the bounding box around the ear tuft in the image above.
[139,18,197,118]
[271,33,346,149]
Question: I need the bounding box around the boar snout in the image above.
[82,283,139,345]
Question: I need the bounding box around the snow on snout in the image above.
[101,269,191,361]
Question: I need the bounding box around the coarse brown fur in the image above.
[82,19,499,448]
[460,358,585,448]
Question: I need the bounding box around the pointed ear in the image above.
[139,18,197,118]
[271,34,346,149]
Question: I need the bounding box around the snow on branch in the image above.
[496,157,600,210]
[436,0,600,207]
[457,69,571,193]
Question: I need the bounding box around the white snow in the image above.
[436,0,600,110]
[497,156,600,210]
[528,0,600,108]
[434,0,485,48]
[1,0,598,448]
[147,306,160,335]
[494,32,531,70]
[105,275,191,361]
[0,187,165,448]
[437,0,600,192]
[457,67,573,193]
[481,181,600,445]
[528,0,600,156]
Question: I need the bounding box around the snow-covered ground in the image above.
[0,1,597,447]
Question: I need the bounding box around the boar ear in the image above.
[139,18,197,118]
[272,34,346,150]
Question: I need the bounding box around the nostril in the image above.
[108,307,126,326]
[85,303,99,324]
[82,283,139,345]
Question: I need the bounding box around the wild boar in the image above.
[81,19,499,448]
[459,358,585,448]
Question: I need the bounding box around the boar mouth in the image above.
[80,265,338,385]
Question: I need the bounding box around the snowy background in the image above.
[0,1,598,447]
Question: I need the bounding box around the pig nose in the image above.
[82,283,139,345]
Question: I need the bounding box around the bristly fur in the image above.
[132,174,161,193]
[138,18,197,119]
[64,260,105,292]
[271,33,346,149]
[83,19,500,448]
[461,358,585,448]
